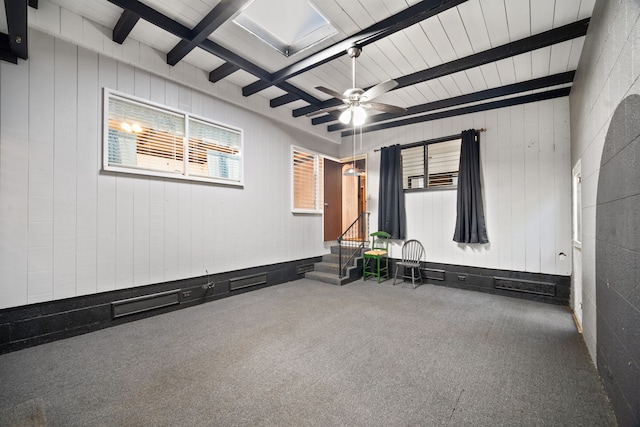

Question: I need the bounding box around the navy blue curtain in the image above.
[453,130,488,243]
[378,144,406,239]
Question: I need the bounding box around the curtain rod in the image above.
[374,128,485,152]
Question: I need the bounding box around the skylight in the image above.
[233,0,336,57]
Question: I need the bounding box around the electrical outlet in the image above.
[457,275,467,281]
[182,290,191,298]
[202,282,215,290]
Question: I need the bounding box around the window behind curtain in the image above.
[401,138,461,190]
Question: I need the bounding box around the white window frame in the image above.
[103,88,243,187]
[291,145,323,214]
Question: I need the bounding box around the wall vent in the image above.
[423,268,445,281]
[493,277,555,296]
[297,264,315,274]
[111,290,180,319]
[229,273,267,290]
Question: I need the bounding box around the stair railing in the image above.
[337,212,369,278]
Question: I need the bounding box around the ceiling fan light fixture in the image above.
[339,109,352,124]
[352,106,366,126]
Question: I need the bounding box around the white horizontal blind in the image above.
[104,89,243,186]
[107,96,185,174]
[188,118,241,182]
[428,139,461,187]
[401,145,425,189]
[401,138,461,189]
[292,147,323,213]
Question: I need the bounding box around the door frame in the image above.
[322,154,367,242]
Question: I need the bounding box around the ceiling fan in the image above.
[307,45,407,126]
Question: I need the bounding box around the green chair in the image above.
[363,231,391,282]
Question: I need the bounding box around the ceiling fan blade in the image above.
[314,86,347,100]
[361,79,398,101]
[305,104,348,117]
[361,102,407,115]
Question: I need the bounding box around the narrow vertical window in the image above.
[292,147,323,213]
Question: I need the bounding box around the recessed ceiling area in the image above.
[233,0,337,58]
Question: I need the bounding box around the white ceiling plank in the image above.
[425,79,450,100]
[479,0,509,47]
[479,62,502,88]
[413,82,439,103]
[386,31,429,72]
[553,0,581,28]
[372,38,416,77]
[357,0,392,23]
[531,0,555,34]
[437,74,463,98]
[457,0,492,53]
[494,57,517,86]
[130,20,182,53]
[548,39,573,74]
[464,68,488,92]
[314,0,359,37]
[438,7,474,58]
[402,23,443,68]
[578,0,597,19]
[449,71,475,95]
[505,0,531,41]
[182,46,226,71]
[512,52,533,82]
[335,0,375,31]
[419,16,457,63]
[531,46,551,78]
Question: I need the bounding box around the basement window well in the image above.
[233,0,336,57]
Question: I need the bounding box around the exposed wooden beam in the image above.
[209,63,240,83]
[0,33,18,63]
[295,18,590,118]
[112,10,140,44]
[244,0,468,97]
[106,0,191,40]
[4,0,28,60]
[167,0,248,66]
[321,71,576,130]
[340,87,571,137]
[105,0,321,109]
[270,93,300,108]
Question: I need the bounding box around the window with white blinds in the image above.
[103,89,243,186]
[292,146,323,213]
[401,138,461,190]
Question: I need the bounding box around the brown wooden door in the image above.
[323,158,343,241]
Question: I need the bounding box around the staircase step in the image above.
[305,270,358,286]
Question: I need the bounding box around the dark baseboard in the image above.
[0,257,321,355]
[391,260,570,306]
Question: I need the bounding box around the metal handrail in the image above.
[337,212,369,278]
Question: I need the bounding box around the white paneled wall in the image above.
[569,0,640,362]
[346,98,572,277]
[0,30,333,310]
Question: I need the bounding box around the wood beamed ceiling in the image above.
[2,0,595,138]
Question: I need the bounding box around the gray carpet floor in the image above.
[0,279,617,427]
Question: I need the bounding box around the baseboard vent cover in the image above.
[297,264,315,274]
[111,290,180,319]
[493,277,555,296]
[423,268,445,281]
[230,273,267,290]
